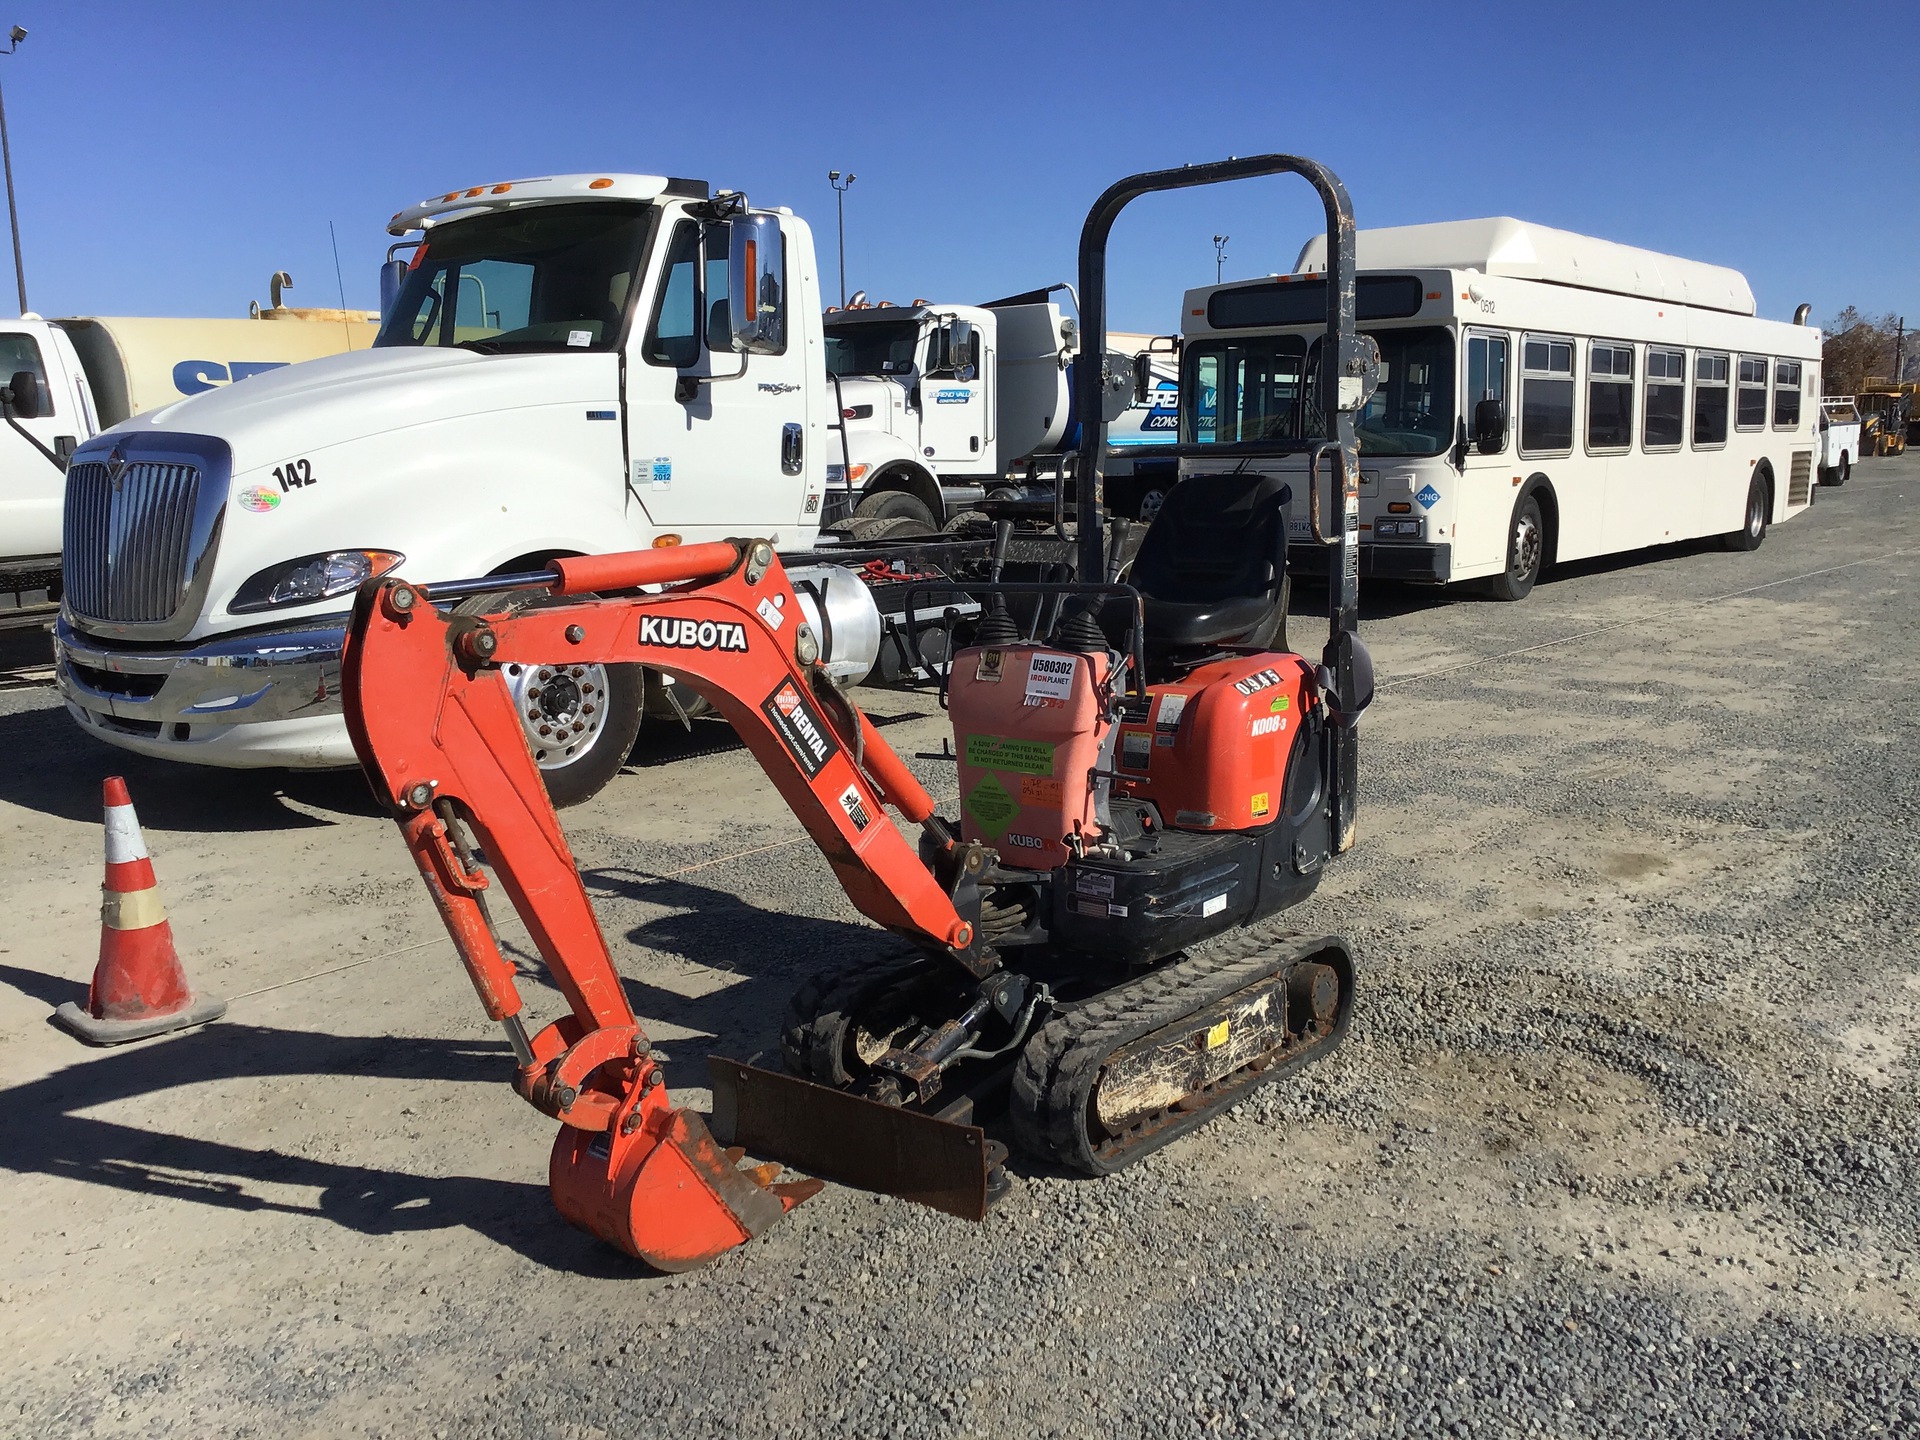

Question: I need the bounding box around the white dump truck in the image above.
[56,173,1022,803]
[821,293,1077,531]
[821,297,1178,533]
[1,289,377,619]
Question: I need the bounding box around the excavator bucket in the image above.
[708,1058,994,1222]
[549,1101,823,1272]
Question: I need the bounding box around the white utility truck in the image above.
[54,173,964,803]
[1,291,377,619]
[1816,397,1860,486]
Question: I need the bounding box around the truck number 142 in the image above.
[272,459,315,491]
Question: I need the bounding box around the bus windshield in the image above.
[1182,326,1456,456]
[377,203,654,354]
[824,320,921,377]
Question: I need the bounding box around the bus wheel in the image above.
[1485,493,1544,601]
[1724,475,1769,551]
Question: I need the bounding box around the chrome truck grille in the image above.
[60,435,231,639]
[63,461,201,622]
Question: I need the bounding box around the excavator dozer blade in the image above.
[708,1058,993,1222]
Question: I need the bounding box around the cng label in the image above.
[639,615,749,652]
[1415,483,1442,508]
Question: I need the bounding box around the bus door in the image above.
[1455,329,1513,570]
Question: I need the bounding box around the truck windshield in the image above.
[1182,326,1456,457]
[824,320,920,377]
[377,203,653,354]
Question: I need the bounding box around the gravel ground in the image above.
[1,454,1916,1438]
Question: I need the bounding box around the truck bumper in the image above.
[1287,541,1452,584]
[53,614,357,768]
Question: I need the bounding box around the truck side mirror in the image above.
[946,318,975,377]
[3,369,41,419]
[1132,351,1154,404]
[379,259,409,322]
[1472,396,1504,453]
[727,212,785,355]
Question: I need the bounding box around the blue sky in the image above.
[4,1,1911,335]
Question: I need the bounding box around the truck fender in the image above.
[859,465,945,527]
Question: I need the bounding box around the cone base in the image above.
[53,993,228,1047]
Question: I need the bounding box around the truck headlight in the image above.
[825,463,870,485]
[231,549,404,613]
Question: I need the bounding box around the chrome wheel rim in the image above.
[505,661,610,769]
[1138,488,1167,523]
[1748,494,1765,537]
[1512,513,1542,581]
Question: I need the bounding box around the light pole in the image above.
[828,169,855,308]
[1212,233,1228,284]
[0,25,26,315]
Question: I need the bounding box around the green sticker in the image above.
[1269,694,1289,713]
[963,773,1020,838]
[964,734,1056,776]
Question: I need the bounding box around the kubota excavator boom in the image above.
[343,539,994,1268]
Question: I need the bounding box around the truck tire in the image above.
[1819,455,1850,487]
[841,514,937,542]
[853,489,938,530]
[1483,492,1544,601]
[1723,474,1769,551]
[454,591,644,808]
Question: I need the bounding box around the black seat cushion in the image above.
[1118,471,1291,651]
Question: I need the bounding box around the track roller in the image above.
[1010,935,1355,1175]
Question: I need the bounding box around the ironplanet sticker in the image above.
[761,680,838,778]
[964,734,1055,776]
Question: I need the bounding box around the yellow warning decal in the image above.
[1205,1019,1231,1050]
[1250,792,1270,818]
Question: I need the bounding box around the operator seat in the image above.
[1122,470,1293,653]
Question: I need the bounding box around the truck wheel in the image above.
[1483,492,1543,601]
[841,514,937,542]
[1819,455,1850,488]
[853,489,938,530]
[455,592,644,807]
[1722,474,1769,551]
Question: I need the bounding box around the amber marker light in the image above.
[652,534,682,548]
[491,183,512,194]
[1388,502,1412,514]
[589,177,614,189]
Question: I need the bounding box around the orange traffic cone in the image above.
[53,777,226,1045]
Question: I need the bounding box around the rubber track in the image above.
[781,948,945,1086]
[1010,932,1354,1176]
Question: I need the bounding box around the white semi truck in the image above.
[1,292,377,619]
[55,173,1019,803]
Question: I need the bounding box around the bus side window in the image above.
[1520,335,1574,455]
[1693,352,1730,447]
[1644,348,1686,449]
[1772,361,1802,429]
[1467,334,1508,453]
[1735,355,1768,430]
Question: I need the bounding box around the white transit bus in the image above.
[1175,218,1823,598]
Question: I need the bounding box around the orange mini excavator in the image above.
[341,156,1380,1270]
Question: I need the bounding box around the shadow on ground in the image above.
[0,1013,645,1276]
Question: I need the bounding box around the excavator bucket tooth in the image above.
[708,1057,993,1222]
[549,1104,813,1273]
